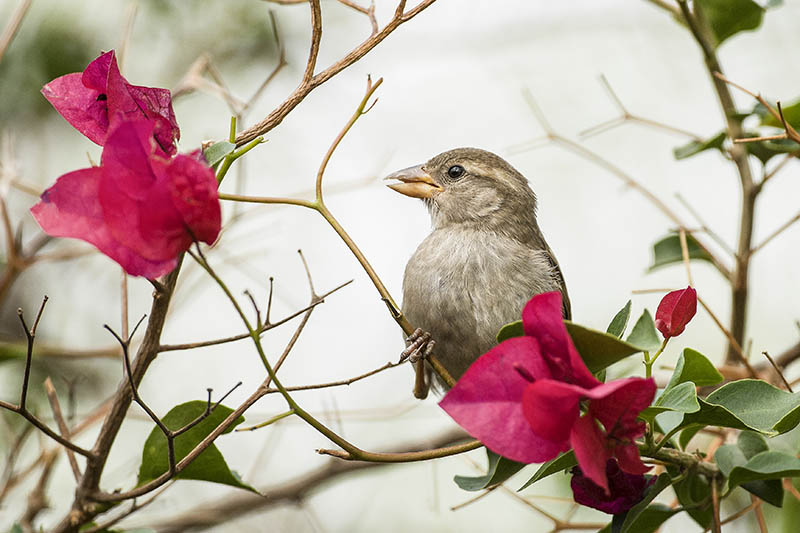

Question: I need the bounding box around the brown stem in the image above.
[53,267,182,533]
[317,438,481,462]
[677,0,757,365]
[44,378,80,481]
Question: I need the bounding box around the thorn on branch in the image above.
[244,289,262,328]
[297,249,318,299]
[265,276,275,326]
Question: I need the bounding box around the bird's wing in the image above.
[543,244,571,320]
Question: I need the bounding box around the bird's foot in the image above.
[400,328,436,364]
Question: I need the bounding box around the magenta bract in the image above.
[41,50,179,155]
[655,287,698,339]
[571,459,656,514]
[438,336,567,463]
[31,119,220,278]
[440,292,656,494]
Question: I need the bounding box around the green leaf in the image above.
[496,320,646,372]
[682,379,800,436]
[615,504,679,533]
[761,99,800,130]
[732,432,782,506]
[678,424,704,450]
[655,410,685,441]
[716,444,789,506]
[496,320,523,343]
[566,321,646,372]
[137,400,257,492]
[697,0,764,48]
[738,431,769,459]
[649,233,714,272]
[518,451,576,491]
[745,134,800,165]
[203,141,235,167]
[626,310,661,353]
[671,467,712,528]
[607,300,632,338]
[665,348,723,390]
[673,131,726,160]
[7,525,23,533]
[617,473,674,533]
[729,451,800,489]
[454,449,526,491]
[641,382,700,420]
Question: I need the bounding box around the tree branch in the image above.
[234,0,438,146]
[676,0,757,365]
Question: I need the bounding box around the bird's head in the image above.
[385,147,538,231]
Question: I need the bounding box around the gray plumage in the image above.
[387,148,570,390]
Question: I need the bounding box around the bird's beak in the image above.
[384,165,442,199]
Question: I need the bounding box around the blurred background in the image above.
[1,0,799,531]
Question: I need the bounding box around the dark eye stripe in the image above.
[447,165,465,179]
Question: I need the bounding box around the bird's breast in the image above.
[401,227,559,380]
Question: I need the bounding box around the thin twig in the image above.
[513,89,732,282]
[679,228,694,287]
[751,210,800,255]
[91,384,266,503]
[676,193,735,257]
[120,270,129,340]
[44,378,80,481]
[760,152,795,190]
[235,0,439,146]
[82,482,173,533]
[0,0,33,64]
[751,495,767,533]
[450,486,498,511]
[762,351,793,392]
[116,1,138,71]
[0,298,94,458]
[265,360,404,394]
[262,251,322,392]
[315,76,382,201]
[696,295,757,377]
[105,314,243,476]
[711,476,721,533]
[158,279,352,352]
[303,0,322,83]
[707,501,758,530]
[579,74,702,141]
[317,439,482,462]
[241,11,287,114]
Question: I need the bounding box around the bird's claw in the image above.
[400,328,435,364]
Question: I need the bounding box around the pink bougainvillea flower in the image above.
[440,291,656,493]
[438,337,566,463]
[570,459,656,514]
[521,292,598,389]
[41,50,179,155]
[31,119,220,278]
[655,286,697,339]
[523,374,656,493]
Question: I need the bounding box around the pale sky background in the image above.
[2,0,800,531]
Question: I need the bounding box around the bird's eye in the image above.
[447,165,465,179]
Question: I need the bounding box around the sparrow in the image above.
[385,148,570,397]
